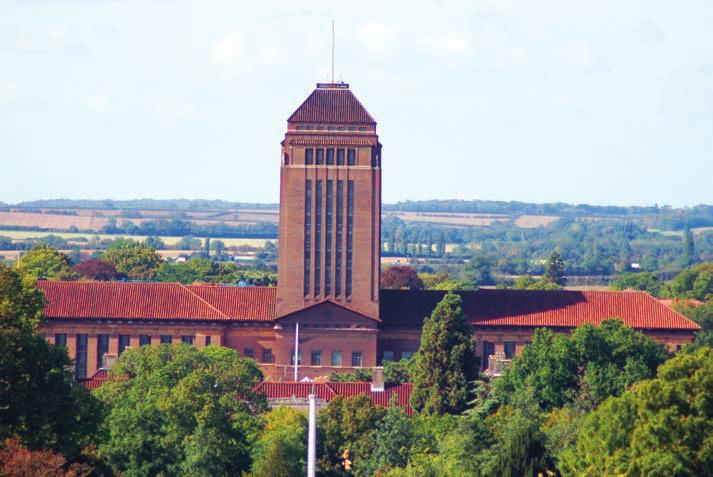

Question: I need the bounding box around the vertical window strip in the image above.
[305,148,313,165]
[97,334,109,370]
[325,180,333,295]
[314,181,322,296]
[335,180,343,296]
[346,180,354,298]
[75,334,88,379]
[304,180,312,297]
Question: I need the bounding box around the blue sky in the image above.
[1,0,712,206]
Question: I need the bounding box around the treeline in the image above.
[101,218,278,239]
[9,198,278,211]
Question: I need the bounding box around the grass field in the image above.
[386,211,509,226]
[648,227,713,237]
[0,230,273,248]
[514,215,560,228]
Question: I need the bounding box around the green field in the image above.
[0,230,273,248]
[648,227,713,237]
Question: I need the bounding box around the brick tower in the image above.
[276,83,382,319]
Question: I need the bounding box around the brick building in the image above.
[38,83,700,380]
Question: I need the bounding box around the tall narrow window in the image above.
[326,148,334,165]
[315,148,324,165]
[54,333,67,348]
[347,149,356,165]
[346,180,354,298]
[482,341,495,370]
[97,334,109,370]
[314,180,322,296]
[181,335,194,345]
[205,336,212,346]
[504,341,516,359]
[305,148,314,165]
[118,335,130,355]
[304,180,312,297]
[160,335,172,344]
[325,180,333,295]
[351,351,363,367]
[139,335,151,346]
[337,149,346,165]
[75,334,88,379]
[262,348,273,363]
[335,180,343,296]
[311,350,322,366]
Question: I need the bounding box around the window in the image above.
[311,350,322,366]
[337,149,345,165]
[382,351,395,362]
[401,351,413,360]
[97,334,109,369]
[482,341,495,370]
[242,348,254,359]
[314,180,322,296]
[118,335,130,355]
[315,148,324,165]
[325,180,333,295]
[346,181,354,297]
[352,351,363,367]
[504,341,516,359]
[326,148,334,165]
[335,180,343,296]
[305,148,313,165]
[676,344,682,352]
[262,348,273,363]
[347,148,355,166]
[181,335,194,345]
[205,336,212,346]
[371,146,379,167]
[75,334,88,379]
[160,335,172,344]
[331,351,342,367]
[139,335,151,346]
[290,350,302,365]
[55,333,67,348]
[304,180,312,296]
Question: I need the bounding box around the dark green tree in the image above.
[317,394,385,476]
[95,343,266,476]
[609,271,663,296]
[251,406,307,477]
[543,250,565,286]
[410,293,478,415]
[102,238,163,280]
[666,262,713,300]
[356,403,415,476]
[463,256,494,286]
[0,265,102,460]
[680,222,696,266]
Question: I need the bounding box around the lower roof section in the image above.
[38,281,699,332]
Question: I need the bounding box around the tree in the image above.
[143,236,166,250]
[16,245,77,281]
[680,222,697,267]
[0,439,92,477]
[73,259,120,281]
[496,320,670,411]
[463,256,494,286]
[560,347,713,476]
[666,262,713,301]
[410,293,478,415]
[95,344,266,476]
[609,271,663,296]
[357,404,415,476]
[317,395,385,476]
[251,406,307,477]
[384,357,414,385]
[0,265,102,460]
[102,238,162,280]
[175,235,202,250]
[543,251,565,286]
[381,266,424,290]
[156,258,215,284]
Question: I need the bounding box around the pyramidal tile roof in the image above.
[288,84,375,124]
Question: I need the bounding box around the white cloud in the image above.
[259,44,282,65]
[213,31,243,64]
[81,91,112,114]
[426,32,468,54]
[358,22,397,53]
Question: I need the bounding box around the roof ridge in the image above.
[180,283,230,319]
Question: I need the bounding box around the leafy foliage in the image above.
[609,271,663,296]
[95,344,266,477]
[411,293,478,415]
[250,406,307,477]
[73,259,120,281]
[16,244,77,281]
[560,347,713,476]
[102,238,163,280]
[496,320,670,411]
[381,265,424,290]
[543,251,565,286]
[666,262,713,300]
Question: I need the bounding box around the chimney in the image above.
[370,366,384,392]
[102,353,117,370]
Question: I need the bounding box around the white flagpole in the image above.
[294,322,299,381]
[307,388,317,477]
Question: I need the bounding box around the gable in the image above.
[275,301,379,329]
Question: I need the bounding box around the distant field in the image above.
[648,227,713,237]
[514,215,560,228]
[0,230,273,248]
[387,211,509,226]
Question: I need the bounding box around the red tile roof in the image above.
[188,285,276,321]
[255,381,413,414]
[288,85,375,124]
[380,289,700,331]
[80,368,110,391]
[38,281,273,322]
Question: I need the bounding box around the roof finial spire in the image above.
[331,20,335,83]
